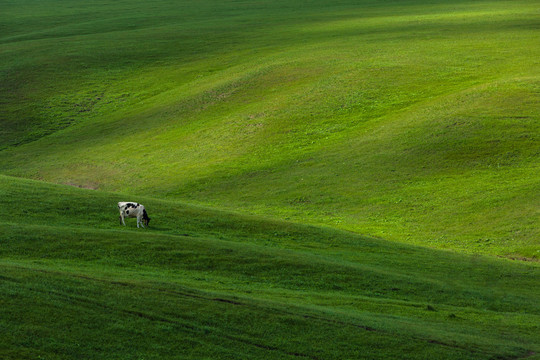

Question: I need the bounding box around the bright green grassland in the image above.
[1,0,539,358]
[1,175,540,359]
[0,0,538,257]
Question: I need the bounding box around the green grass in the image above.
[1,0,539,357]
[0,0,538,257]
[1,175,539,359]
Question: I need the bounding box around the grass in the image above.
[1,175,539,359]
[0,0,539,357]
[0,0,538,257]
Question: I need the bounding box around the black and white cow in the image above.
[118,202,151,228]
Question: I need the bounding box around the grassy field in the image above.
[1,175,539,359]
[1,0,538,257]
[1,0,539,358]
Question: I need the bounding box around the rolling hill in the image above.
[1,0,539,358]
[1,0,538,257]
[1,175,539,359]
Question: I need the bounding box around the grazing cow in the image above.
[118,202,151,228]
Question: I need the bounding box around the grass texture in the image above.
[1,175,539,359]
[1,0,539,358]
[0,0,538,257]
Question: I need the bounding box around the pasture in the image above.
[0,0,539,358]
[1,0,538,257]
[1,175,539,359]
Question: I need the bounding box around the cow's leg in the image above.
[120,213,126,226]
[137,215,144,228]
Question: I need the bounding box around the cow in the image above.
[118,202,151,228]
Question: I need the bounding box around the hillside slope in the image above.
[1,175,539,359]
[0,0,538,256]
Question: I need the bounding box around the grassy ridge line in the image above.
[1,174,538,286]
[0,174,388,248]
[2,259,538,360]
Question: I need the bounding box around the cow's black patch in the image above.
[126,210,130,215]
[143,209,151,226]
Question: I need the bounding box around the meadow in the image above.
[0,0,539,358]
[1,175,540,359]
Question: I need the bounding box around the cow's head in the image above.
[143,209,151,227]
